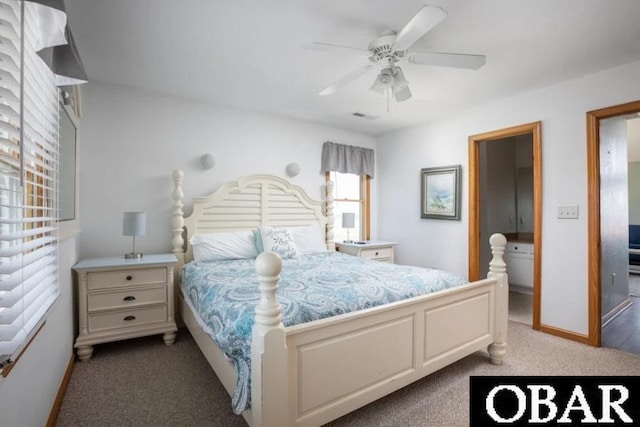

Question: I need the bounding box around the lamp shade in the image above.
[123,212,146,237]
[342,212,355,228]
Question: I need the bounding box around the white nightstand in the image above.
[73,254,178,361]
[336,241,397,263]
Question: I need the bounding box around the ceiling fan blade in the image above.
[393,5,447,52]
[319,64,373,96]
[303,41,369,54]
[409,52,486,69]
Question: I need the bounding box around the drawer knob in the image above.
[123,315,136,321]
[123,296,136,301]
[375,252,379,256]
[126,275,133,281]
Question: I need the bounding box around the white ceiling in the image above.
[64,0,640,136]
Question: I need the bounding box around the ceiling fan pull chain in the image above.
[387,89,390,112]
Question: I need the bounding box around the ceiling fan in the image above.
[309,5,486,102]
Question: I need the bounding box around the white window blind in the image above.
[0,0,59,359]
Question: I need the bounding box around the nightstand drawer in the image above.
[88,306,167,332]
[88,267,167,290]
[360,247,393,260]
[88,286,167,312]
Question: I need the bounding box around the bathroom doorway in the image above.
[469,122,542,330]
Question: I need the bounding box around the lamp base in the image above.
[124,252,143,259]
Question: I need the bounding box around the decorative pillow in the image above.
[252,229,264,253]
[258,226,299,259]
[288,223,326,253]
[189,231,259,262]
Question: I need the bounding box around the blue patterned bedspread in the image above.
[180,251,467,414]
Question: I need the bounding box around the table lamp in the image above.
[123,211,146,259]
[342,212,355,243]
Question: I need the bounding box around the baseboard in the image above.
[602,298,633,327]
[538,323,591,345]
[46,353,75,427]
[509,285,533,295]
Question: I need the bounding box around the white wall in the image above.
[0,236,78,426]
[377,59,640,336]
[77,82,377,258]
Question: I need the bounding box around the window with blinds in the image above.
[326,171,370,242]
[0,0,60,361]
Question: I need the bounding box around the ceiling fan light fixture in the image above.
[393,84,412,102]
[369,68,394,95]
[391,66,411,102]
[310,5,485,102]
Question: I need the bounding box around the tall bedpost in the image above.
[487,233,508,365]
[325,180,335,251]
[252,252,288,427]
[172,169,186,275]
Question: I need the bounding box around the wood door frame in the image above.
[469,122,542,330]
[586,100,640,347]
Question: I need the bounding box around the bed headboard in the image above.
[171,170,335,269]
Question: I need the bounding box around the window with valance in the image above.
[320,141,375,178]
[321,142,374,241]
[0,0,86,373]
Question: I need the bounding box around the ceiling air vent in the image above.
[352,112,379,120]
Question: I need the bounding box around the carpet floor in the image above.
[55,323,640,427]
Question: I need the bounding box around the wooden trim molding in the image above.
[539,324,590,345]
[469,122,542,330]
[586,99,640,347]
[46,353,75,427]
[363,174,371,240]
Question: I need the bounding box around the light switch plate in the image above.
[558,205,579,219]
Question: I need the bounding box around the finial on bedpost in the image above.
[254,252,284,327]
[487,233,508,365]
[489,233,507,275]
[252,252,288,426]
[172,169,185,265]
[325,180,335,251]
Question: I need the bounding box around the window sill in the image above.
[1,294,60,378]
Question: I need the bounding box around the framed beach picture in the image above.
[420,165,461,220]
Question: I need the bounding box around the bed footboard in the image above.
[250,234,508,427]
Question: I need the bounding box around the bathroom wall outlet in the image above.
[558,205,579,219]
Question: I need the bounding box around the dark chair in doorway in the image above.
[630,224,640,273]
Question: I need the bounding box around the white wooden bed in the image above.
[170,170,508,427]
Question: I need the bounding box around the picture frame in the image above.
[420,165,461,220]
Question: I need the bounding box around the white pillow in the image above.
[189,231,258,261]
[258,226,299,259]
[288,223,326,253]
